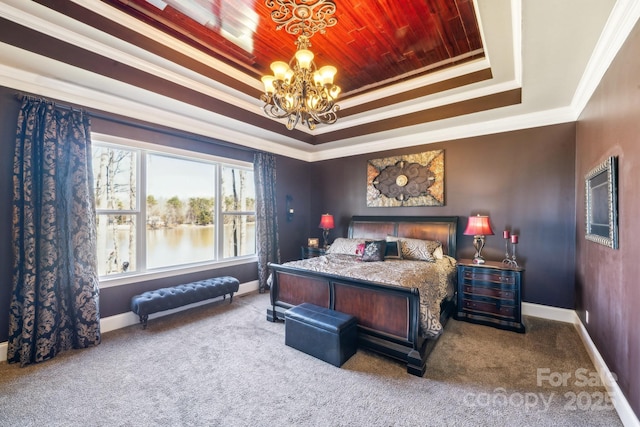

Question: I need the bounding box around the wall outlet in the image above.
[586,310,589,324]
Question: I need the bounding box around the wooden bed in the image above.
[267,215,458,376]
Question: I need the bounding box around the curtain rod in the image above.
[16,92,86,113]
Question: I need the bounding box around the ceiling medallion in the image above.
[265,0,337,37]
[261,0,340,130]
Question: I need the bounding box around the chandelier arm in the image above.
[263,94,293,120]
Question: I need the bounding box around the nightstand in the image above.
[301,246,326,259]
[455,259,525,333]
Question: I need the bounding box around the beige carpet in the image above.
[0,292,622,426]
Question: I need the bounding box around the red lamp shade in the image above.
[319,214,335,230]
[464,215,494,236]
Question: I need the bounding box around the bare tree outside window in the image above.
[222,167,256,258]
[92,146,137,276]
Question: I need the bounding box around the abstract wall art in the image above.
[366,150,444,207]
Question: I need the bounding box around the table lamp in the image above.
[319,213,335,249]
[463,214,494,264]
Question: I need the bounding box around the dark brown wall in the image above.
[275,155,314,263]
[0,86,310,339]
[311,123,577,308]
[576,20,640,418]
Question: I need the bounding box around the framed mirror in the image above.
[585,156,618,249]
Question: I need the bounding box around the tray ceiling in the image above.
[102,0,485,97]
[0,0,631,161]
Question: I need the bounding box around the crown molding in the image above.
[0,50,313,161]
[571,0,640,117]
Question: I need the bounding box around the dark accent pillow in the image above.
[362,240,386,262]
[384,240,402,260]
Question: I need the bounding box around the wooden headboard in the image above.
[347,216,458,258]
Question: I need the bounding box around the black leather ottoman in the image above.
[285,303,358,367]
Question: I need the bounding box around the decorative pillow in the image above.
[362,240,386,262]
[384,240,402,260]
[398,237,442,262]
[326,238,365,255]
[433,245,444,260]
[355,242,365,256]
[387,235,441,261]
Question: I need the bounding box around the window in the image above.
[92,135,256,280]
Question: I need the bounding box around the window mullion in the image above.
[138,149,146,271]
[215,164,223,260]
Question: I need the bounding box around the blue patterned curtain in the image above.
[8,97,101,366]
[254,152,280,293]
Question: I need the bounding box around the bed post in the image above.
[406,349,427,376]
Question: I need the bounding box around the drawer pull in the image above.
[463,271,515,285]
[463,285,515,299]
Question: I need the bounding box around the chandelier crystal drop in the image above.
[261,0,340,131]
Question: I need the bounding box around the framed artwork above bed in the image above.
[366,150,444,207]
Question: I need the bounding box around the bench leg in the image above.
[139,314,149,329]
[229,292,234,303]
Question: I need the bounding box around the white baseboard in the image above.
[523,302,639,427]
[573,317,640,427]
[0,280,259,362]
[522,301,576,323]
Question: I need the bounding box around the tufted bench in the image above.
[285,303,358,367]
[131,276,240,328]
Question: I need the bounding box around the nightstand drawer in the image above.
[462,270,515,285]
[456,260,525,333]
[462,299,515,317]
[462,284,515,300]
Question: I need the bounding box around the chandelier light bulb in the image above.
[261,75,275,94]
[284,69,294,84]
[318,65,337,85]
[307,94,321,109]
[270,61,290,81]
[295,49,314,69]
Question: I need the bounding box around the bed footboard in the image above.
[268,262,440,376]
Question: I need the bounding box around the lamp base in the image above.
[322,229,330,249]
[472,235,486,264]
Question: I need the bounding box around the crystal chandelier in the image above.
[260,0,340,131]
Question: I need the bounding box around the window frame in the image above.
[92,133,257,289]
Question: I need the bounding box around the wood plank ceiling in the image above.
[102,0,485,98]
